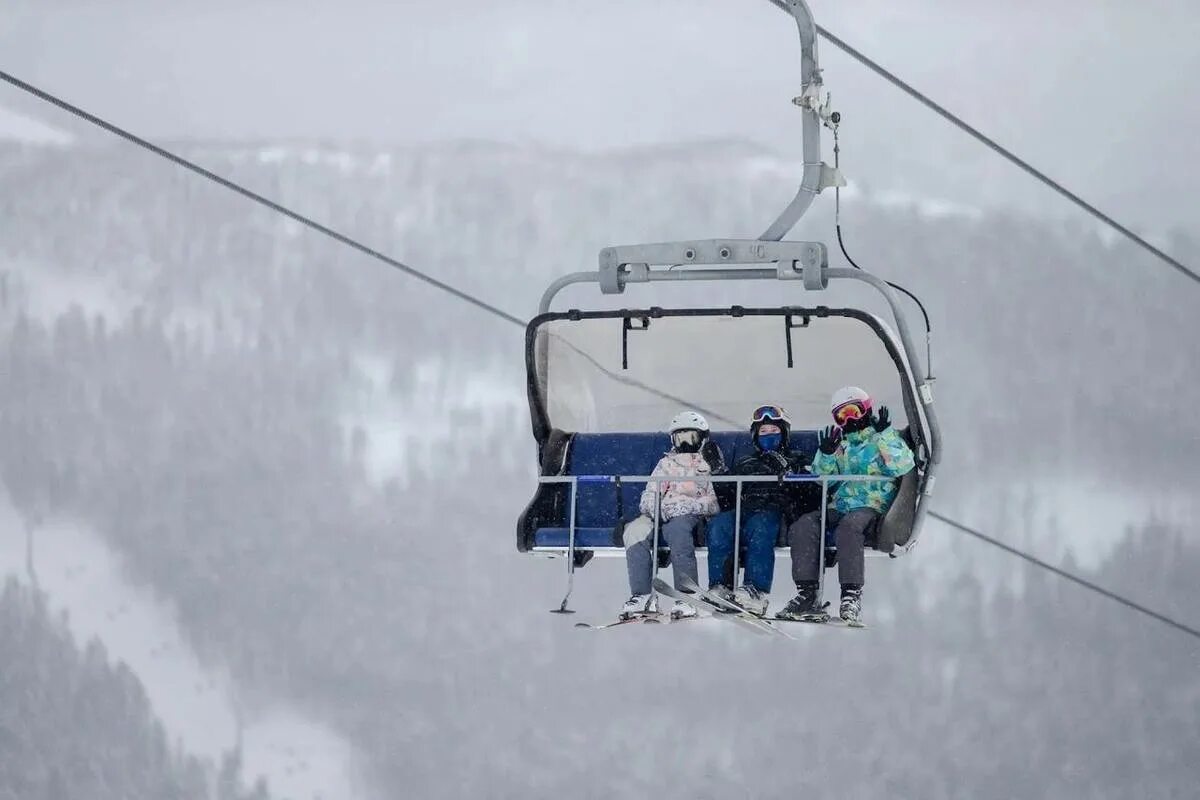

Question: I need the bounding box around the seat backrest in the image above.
[709,430,820,468]
[873,427,920,553]
[875,471,919,552]
[567,433,667,527]
[566,430,821,529]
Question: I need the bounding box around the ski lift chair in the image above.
[514,0,942,612]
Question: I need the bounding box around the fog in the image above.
[2,2,1199,799]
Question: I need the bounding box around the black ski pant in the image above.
[788,508,880,587]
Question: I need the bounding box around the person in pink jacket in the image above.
[621,411,724,620]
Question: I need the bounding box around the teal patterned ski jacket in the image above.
[811,427,916,514]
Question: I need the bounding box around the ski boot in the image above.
[839,584,864,627]
[776,582,829,622]
[620,594,657,620]
[670,599,699,620]
[707,584,735,603]
[733,584,769,617]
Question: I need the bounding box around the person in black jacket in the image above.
[705,405,818,616]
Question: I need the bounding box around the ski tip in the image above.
[771,615,868,629]
[772,614,831,624]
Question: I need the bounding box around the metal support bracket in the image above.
[598,239,829,295]
[817,162,847,191]
[783,310,811,367]
[621,314,650,369]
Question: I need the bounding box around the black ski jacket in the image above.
[715,447,820,522]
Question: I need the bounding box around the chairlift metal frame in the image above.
[521,0,943,614]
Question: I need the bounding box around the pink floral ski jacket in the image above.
[638,451,720,520]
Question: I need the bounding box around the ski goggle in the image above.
[671,430,703,448]
[751,405,787,424]
[832,401,869,426]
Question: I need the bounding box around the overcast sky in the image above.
[3,0,1198,231]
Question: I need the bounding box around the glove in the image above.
[872,406,891,433]
[700,438,724,472]
[818,426,842,455]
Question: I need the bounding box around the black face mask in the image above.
[840,414,872,434]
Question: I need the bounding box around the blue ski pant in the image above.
[705,509,780,593]
[625,514,701,596]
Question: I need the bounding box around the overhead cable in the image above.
[930,512,1200,641]
[0,70,525,326]
[762,0,1200,288]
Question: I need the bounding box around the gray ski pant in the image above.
[625,514,701,596]
[788,508,880,587]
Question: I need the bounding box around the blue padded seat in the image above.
[533,528,622,548]
[532,430,820,549]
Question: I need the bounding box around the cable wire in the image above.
[930,512,1200,641]
[831,125,934,378]
[763,0,1200,288]
[2,70,1197,643]
[0,70,525,327]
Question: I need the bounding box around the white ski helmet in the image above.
[830,386,872,422]
[669,410,710,433]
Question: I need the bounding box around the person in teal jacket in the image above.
[778,386,915,625]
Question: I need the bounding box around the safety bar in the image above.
[543,472,895,613]
[539,474,890,484]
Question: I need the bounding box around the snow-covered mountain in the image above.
[2,138,1198,799]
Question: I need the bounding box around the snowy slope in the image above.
[0,495,369,800]
[0,105,72,145]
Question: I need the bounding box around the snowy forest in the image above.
[0,578,272,800]
[1,138,1198,799]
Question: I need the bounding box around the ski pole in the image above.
[649,481,661,613]
[732,477,742,592]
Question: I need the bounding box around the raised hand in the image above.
[872,406,891,433]
[699,438,725,472]
[818,425,842,455]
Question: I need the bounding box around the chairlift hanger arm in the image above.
[759,0,843,241]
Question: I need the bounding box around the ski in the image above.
[574,619,635,630]
[678,577,796,638]
[680,577,756,615]
[574,612,663,630]
[773,602,867,629]
[772,616,867,629]
[574,608,705,630]
[654,579,790,638]
[653,582,767,636]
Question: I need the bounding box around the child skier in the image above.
[779,387,915,625]
[622,411,724,619]
[704,405,817,617]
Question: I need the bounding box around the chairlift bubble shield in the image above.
[526,307,920,442]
